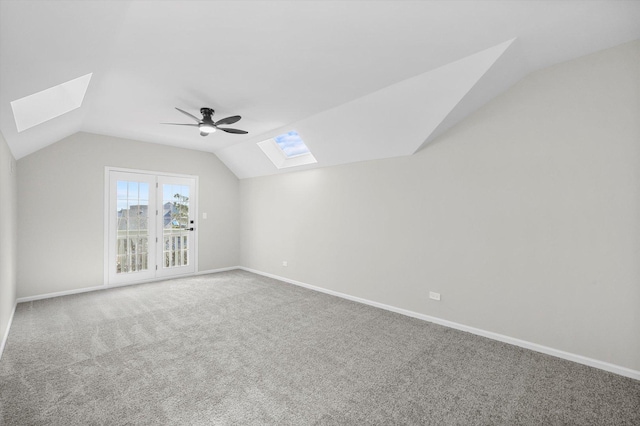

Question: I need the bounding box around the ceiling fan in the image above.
[162,107,248,136]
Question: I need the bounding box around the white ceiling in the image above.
[1,1,639,178]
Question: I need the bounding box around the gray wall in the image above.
[17,133,240,298]
[0,131,17,351]
[240,41,640,371]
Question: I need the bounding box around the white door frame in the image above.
[104,166,199,286]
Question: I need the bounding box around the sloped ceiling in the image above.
[1,1,639,178]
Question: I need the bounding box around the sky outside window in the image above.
[274,130,310,158]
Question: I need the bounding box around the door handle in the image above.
[189,227,195,231]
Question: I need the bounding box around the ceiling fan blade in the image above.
[161,122,199,126]
[218,127,248,134]
[175,107,202,123]
[215,115,241,126]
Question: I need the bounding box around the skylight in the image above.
[257,129,317,169]
[10,73,92,132]
[274,130,311,158]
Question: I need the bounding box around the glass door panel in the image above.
[157,176,196,278]
[108,172,157,284]
[116,181,150,273]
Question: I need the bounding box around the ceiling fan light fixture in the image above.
[199,123,216,133]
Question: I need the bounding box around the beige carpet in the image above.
[1,270,639,425]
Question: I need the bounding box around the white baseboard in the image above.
[194,266,241,276]
[17,285,108,303]
[238,267,640,381]
[0,302,17,360]
[16,266,242,303]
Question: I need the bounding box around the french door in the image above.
[107,170,197,285]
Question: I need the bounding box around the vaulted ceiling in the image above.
[1,1,639,178]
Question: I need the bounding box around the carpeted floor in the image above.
[1,270,638,425]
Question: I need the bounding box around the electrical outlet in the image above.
[282,261,288,267]
[202,212,207,219]
[429,291,441,301]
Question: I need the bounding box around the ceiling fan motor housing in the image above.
[200,107,215,119]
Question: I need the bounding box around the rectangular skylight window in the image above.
[274,130,311,158]
[257,129,317,169]
[10,73,92,132]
